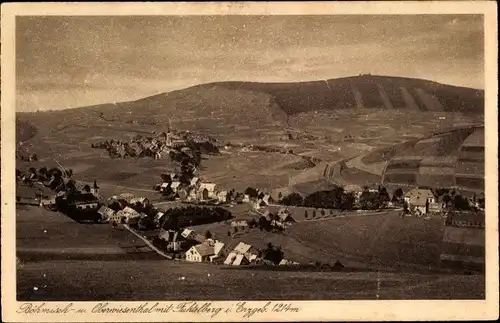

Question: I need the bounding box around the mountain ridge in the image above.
[18,75,484,117]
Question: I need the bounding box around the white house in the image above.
[180,228,197,240]
[116,206,142,225]
[190,177,201,188]
[404,188,439,215]
[129,197,150,209]
[224,242,259,265]
[216,190,229,203]
[97,205,115,223]
[118,193,135,204]
[170,181,181,193]
[159,230,182,252]
[199,183,217,200]
[185,244,215,262]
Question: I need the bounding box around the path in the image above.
[122,224,173,260]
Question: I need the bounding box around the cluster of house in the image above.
[39,181,102,217]
[91,130,187,159]
[260,208,296,229]
[153,224,299,266]
[155,174,227,204]
[342,185,484,216]
[98,193,152,226]
[92,127,220,160]
[402,188,443,216]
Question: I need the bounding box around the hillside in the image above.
[17,75,484,132]
[329,125,485,193]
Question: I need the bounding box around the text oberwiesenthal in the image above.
[17,301,300,318]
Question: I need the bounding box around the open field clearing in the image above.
[16,207,156,259]
[17,259,485,301]
[193,211,446,270]
[15,207,484,301]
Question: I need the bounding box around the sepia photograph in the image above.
[2,2,498,322]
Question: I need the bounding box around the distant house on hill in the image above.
[404,188,439,215]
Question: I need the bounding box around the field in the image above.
[17,260,485,301]
[16,207,485,301]
[193,211,446,270]
[12,75,487,301]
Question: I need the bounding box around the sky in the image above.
[16,15,484,112]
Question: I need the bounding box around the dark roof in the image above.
[67,193,99,204]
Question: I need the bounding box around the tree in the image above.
[478,195,485,209]
[392,188,404,203]
[377,186,390,208]
[65,180,77,193]
[312,210,316,218]
[244,187,259,199]
[359,190,378,210]
[304,210,308,219]
[82,185,91,193]
[281,193,303,206]
[278,192,283,201]
[205,230,213,239]
[340,192,356,210]
[160,173,172,183]
[452,194,471,211]
[442,194,452,208]
[320,209,326,216]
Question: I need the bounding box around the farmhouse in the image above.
[116,206,142,225]
[274,207,296,227]
[170,181,181,193]
[97,205,115,222]
[224,242,259,265]
[66,193,99,211]
[39,196,57,210]
[159,230,182,252]
[118,193,135,204]
[185,244,214,262]
[404,188,439,215]
[231,220,249,228]
[190,177,201,187]
[216,190,229,203]
[129,197,150,209]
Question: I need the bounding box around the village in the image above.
[14,118,487,271]
[16,127,486,271]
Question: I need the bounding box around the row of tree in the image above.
[160,206,233,230]
[279,185,390,210]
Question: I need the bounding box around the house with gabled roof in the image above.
[116,206,142,225]
[97,205,115,222]
[185,243,215,262]
[224,242,259,266]
[404,188,439,215]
